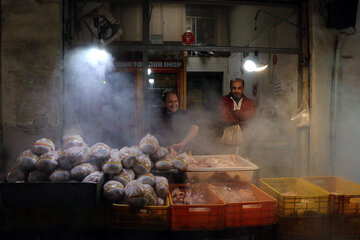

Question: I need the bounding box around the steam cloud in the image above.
[64,47,136,148]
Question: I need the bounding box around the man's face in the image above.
[230,80,244,98]
[165,93,179,113]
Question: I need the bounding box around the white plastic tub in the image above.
[185,155,259,183]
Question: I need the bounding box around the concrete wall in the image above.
[334,10,360,183]
[1,0,62,174]
[308,1,334,176]
[308,1,360,183]
[229,5,297,48]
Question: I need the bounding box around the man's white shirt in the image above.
[230,96,243,111]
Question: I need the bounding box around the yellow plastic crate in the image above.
[112,195,170,230]
[260,178,329,217]
[302,176,360,216]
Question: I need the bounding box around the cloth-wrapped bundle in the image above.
[157,197,165,206]
[70,163,97,181]
[113,168,135,187]
[86,142,111,166]
[150,147,169,161]
[144,184,157,205]
[49,169,70,182]
[102,149,123,174]
[139,134,159,155]
[62,135,85,150]
[6,167,27,183]
[57,150,73,170]
[119,146,142,169]
[82,171,104,183]
[155,176,169,199]
[172,152,190,171]
[137,173,155,186]
[36,151,59,172]
[17,149,38,171]
[133,154,151,175]
[155,158,173,170]
[103,180,125,202]
[31,138,55,156]
[125,180,147,207]
[28,169,49,182]
[64,145,88,167]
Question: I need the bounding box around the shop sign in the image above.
[114,61,182,69]
[182,31,194,45]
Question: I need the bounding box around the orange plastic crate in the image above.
[302,176,360,216]
[170,184,226,231]
[211,183,276,228]
[112,195,170,230]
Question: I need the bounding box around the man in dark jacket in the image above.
[151,90,199,153]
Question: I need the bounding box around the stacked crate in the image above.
[112,194,171,230]
[303,176,360,240]
[210,183,276,228]
[260,177,330,240]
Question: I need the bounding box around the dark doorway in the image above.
[186,72,223,154]
[186,72,223,112]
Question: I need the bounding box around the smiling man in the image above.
[151,90,199,153]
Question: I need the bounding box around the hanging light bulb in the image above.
[243,57,257,72]
[242,51,268,73]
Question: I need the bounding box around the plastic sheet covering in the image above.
[113,168,135,187]
[139,134,159,155]
[82,171,104,183]
[49,169,70,182]
[137,173,155,186]
[144,184,157,205]
[31,138,55,156]
[17,149,38,171]
[62,135,85,150]
[155,176,169,199]
[86,142,111,166]
[150,147,169,161]
[155,158,173,170]
[102,149,123,174]
[133,154,151,175]
[103,180,125,202]
[6,167,27,183]
[291,102,310,127]
[125,180,147,207]
[36,151,59,172]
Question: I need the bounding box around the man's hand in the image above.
[166,146,178,157]
[170,142,185,153]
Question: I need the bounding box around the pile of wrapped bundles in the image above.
[6,133,190,207]
[7,136,104,184]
